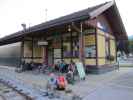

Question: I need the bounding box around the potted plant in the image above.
[106,55,115,61]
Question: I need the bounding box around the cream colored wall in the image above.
[97,14,117,65]
[85,59,96,65]
[97,29,105,35]
[33,46,44,63]
[97,29,106,65]
[23,41,44,63]
[33,46,44,57]
[64,59,71,64]
[33,59,44,63]
[97,29,116,65]
[84,33,96,66]
[110,39,116,64]
[64,58,79,64]
[72,59,80,63]
[97,35,106,57]
[63,43,71,51]
[98,59,106,65]
[110,39,116,56]
[22,58,32,63]
[24,41,32,58]
[64,58,96,66]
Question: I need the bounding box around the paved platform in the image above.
[0,66,133,100]
[84,69,133,100]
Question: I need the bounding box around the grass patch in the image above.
[119,64,133,67]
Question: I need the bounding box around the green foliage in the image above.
[128,37,133,53]
[106,55,115,61]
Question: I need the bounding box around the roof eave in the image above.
[89,1,114,19]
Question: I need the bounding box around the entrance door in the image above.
[48,48,62,65]
[48,47,53,65]
[53,48,61,64]
[47,34,62,65]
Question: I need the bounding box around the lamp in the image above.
[68,25,71,32]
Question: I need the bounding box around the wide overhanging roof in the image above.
[0,1,127,45]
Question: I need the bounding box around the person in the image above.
[66,69,74,84]
[59,60,66,73]
[46,73,57,92]
[56,74,67,90]
[66,60,76,84]
[20,60,26,71]
[38,61,48,73]
[68,60,76,73]
[54,61,60,71]
[30,61,36,70]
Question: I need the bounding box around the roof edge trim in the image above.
[89,1,114,19]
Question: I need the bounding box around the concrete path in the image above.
[84,68,133,100]
[0,66,133,100]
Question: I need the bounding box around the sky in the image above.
[0,0,132,38]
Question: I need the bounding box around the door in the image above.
[48,47,53,65]
[53,48,61,64]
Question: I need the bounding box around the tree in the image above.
[128,38,133,54]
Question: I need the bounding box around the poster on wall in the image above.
[54,59,61,64]
[84,29,95,34]
[54,49,61,58]
[85,45,96,57]
[84,35,95,46]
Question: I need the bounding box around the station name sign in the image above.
[38,41,48,46]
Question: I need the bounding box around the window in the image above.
[105,34,110,59]
[84,34,96,58]
[85,45,96,58]
[63,32,79,58]
[72,32,79,57]
[63,34,71,58]
[24,41,32,57]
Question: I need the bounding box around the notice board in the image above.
[84,35,95,46]
[76,62,86,79]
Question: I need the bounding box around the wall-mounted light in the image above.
[68,25,71,32]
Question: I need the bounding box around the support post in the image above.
[31,37,34,62]
[43,46,47,64]
[95,28,98,67]
[70,26,73,61]
[19,40,24,67]
[79,22,84,64]
[68,25,73,61]
[61,33,63,60]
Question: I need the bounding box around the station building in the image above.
[0,1,128,73]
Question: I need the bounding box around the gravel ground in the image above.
[0,82,26,100]
[0,66,133,100]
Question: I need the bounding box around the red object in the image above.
[57,76,66,89]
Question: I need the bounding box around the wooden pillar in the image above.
[95,28,98,67]
[19,40,24,67]
[94,17,98,67]
[108,38,111,64]
[44,46,48,64]
[61,33,64,60]
[79,22,84,64]
[115,39,117,62]
[31,37,34,62]
[70,26,73,61]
